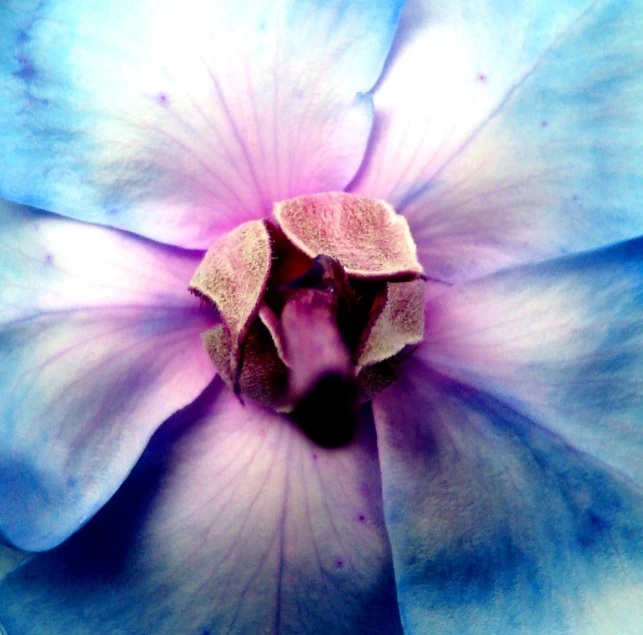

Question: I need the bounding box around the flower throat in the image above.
[189,192,425,446]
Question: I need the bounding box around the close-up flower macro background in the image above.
[0,0,642,633]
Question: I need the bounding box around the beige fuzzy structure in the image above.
[189,219,271,377]
[357,279,425,370]
[274,192,424,280]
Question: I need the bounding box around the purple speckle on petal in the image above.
[45,253,53,264]
[156,92,169,106]
[312,453,317,461]
[358,514,366,523]
[541,120,549,128]
[336,560,344,569]
[14,55,36,81]
[477,73,487,84]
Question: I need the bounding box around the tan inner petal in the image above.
[274,192,424,280]
[356,279,426,371]
[356,360,401,403]
[258,303,290,367]
[202,321,289,411]
[189,220,271,380]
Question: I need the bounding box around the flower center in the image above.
[189,192,425,446]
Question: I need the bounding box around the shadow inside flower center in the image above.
[189,192,426,446]
[291,372,358,448]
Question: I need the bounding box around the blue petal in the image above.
[352,0,643,281]
[421,236,643,485]
[0,383,402,634]
[0,545,25,578]
[0,200,214,551]
[0,0,403,249]
[374,367,643,633]
[373,238,643,632]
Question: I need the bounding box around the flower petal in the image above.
[0,200,214,551]
[0,0,403,248]
[373,361,643,634]
[421,236,643,486]
[189,219,272,383]
[0,545,25,579]
[274,193,423,280]
[356,279,425,370]
[0,383,402,635]
[351,0,643,281]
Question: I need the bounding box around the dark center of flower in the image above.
[189,192,425,446]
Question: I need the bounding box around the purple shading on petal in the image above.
[0,381,403,634]
[0,0,405,248]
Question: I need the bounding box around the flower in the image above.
[0,0,642,633]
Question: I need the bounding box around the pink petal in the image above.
[0,0,404,248]
[0,383,402,634]
[0,201,214,551]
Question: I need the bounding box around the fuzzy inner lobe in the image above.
[189,192,425,446]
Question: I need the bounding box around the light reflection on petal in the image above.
[353,0,643,281]
[0,0,404,248]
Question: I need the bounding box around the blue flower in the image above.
[0,0,642,633]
